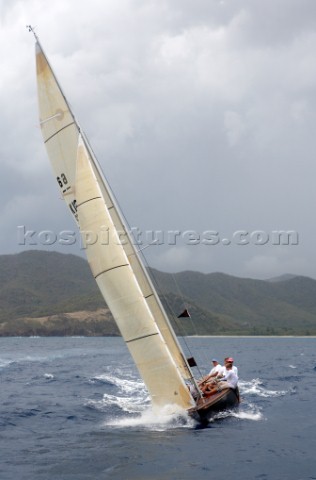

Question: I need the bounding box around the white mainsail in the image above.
[34,34,198,409]
[76,136,194,407]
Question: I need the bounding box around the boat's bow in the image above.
[189,388,240,422]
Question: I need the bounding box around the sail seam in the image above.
[44,121,75,144]
[94,264,129,279]
[144,293,154,299]
[126,332,159,344]
[77,196,101,208]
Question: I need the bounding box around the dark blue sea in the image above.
[0,336,315,480]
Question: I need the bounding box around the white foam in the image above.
[93,372,144,394]
[104,404,196,431]
[209,401,263,423]
[87,370,150,414]
[232,410,263,421]
[0,359,13,369]
[104,391,149,412]
[44,373,54,380]
[90,371,267,429]
[89,369,197,430]
[239,378,287,398]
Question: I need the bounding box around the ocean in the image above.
[0,336,315,480]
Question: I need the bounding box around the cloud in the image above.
[1,0,316,278]
[224,110,247,146]
[156,246,192,272]
[244,250,310,279]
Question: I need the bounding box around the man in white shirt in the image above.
[203,360,238,396]
[209,359,223,376]
[198,359,223,394]
[227,357,238,376]
[222,357,238,376]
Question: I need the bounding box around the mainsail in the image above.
[34,33,198,409]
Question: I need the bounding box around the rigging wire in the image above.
[171,272,199,337]
[137,249,205,380]
[167,270,216,373]
[169,271,210,371]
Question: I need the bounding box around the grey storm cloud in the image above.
[1,0,316,279]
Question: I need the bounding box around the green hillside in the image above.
[0,250,316,336]
[151,269,316,334]
[0,250,104,320]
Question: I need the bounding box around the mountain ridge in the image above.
[1,250,316,335]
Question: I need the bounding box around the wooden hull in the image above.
[188,387,240,423]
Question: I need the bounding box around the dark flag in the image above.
[187,357,197,367]
[177,309,190,318]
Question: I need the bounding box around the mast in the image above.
[31,28,201,406]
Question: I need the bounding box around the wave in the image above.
[0,354,62,368]
[233,410,263,421]
[88,369,196,430]
[91,372,145,394]
[87,368,150,415]
[87,390,149,414]
[239,378,287,398]
[0,359,14,369]
[0,350,91,369]
[209,402,263,423]
[87,371,277,430]
[104,404,196,431]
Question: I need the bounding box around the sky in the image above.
[1,0,316,279]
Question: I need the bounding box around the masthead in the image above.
[26,25,38,41]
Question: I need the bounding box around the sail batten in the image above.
[94,264,130,279]
[77,196,102,208]
[35,38,199,408]
[44,122,75,143]
[125,332,159,344]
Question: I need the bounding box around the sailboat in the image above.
[30,27,239,423]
